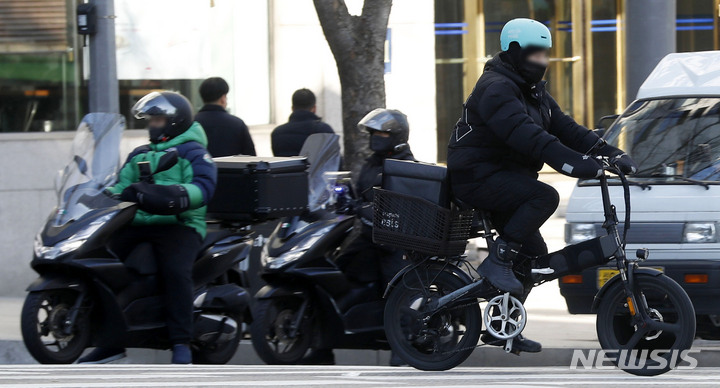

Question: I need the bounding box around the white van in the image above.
[561,51,720,339]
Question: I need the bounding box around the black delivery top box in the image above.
[382,159,451,208]
[208,156,309,222]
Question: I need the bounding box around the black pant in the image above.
[108,224,201,344]
[336,222,405,285]
[454,170,559,257]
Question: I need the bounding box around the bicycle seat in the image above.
[450,197,498,240]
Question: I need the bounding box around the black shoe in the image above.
[477,238,524,296]
[302,349,336,365]
[171,344,192,364]
[77,347,126,364]
[480,334,542,354]
[389,351,406,367]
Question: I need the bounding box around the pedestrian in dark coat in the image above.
[271,88,334,156]
[195,77,256,157]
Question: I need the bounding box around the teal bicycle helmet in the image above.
[500,18,552,51]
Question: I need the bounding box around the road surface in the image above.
[0,365,718,387]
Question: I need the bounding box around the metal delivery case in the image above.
[208,156,309,221]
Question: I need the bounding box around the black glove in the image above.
[357,203,374,226]
[593,142,638,175]
[542,141,603,179]
[120,182,190,215]
[610,153,638,175]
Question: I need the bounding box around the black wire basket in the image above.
[372,188,474,256]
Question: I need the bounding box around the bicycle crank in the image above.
[483,292,527,353]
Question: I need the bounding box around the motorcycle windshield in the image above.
[299,133,341,212]
[53,113,126,226]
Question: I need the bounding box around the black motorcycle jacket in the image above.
[447,53,602,183]
[356,148,415,227]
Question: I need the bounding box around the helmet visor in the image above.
[131,92,178,120]
[357,108,397,133]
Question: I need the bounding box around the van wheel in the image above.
[21,290,91,364]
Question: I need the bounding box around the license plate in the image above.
[597,267,664,289]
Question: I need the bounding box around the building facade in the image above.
[435,0,720,161]
[1,0,718,161]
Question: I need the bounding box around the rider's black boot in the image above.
[480,334,542,354]
[477,238,524,296]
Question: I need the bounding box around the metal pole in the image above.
[88,0,119,113]
[624,0,676,101]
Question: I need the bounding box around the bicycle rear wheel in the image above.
[384,267,481,371]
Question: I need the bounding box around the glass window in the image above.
[604,97,720,181]
[0,0,79,132]
[0,52,78,132]
[434,0,464,163]
[677,0,716,52]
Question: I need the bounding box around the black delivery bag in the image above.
[381,159,451,208]
[208,156,309,221]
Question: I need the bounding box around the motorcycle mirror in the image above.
[154,150,179,175]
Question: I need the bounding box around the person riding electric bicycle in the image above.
[305,108,414,365]
[446,18,637,353]
[78,91,217,364]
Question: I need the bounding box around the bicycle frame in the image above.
[404,161,651,321]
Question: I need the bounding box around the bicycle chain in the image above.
[414,298,494,356]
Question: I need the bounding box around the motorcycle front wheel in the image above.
[250,297,313,364]
[384,267,481,371]
[192,312,243,365]
[596,273,696,376]
[21,290,91,364]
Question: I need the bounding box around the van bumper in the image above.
[558,259,720,315]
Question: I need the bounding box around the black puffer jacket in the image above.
[447,53,600,183]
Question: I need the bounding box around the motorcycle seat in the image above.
[123,242,157,275]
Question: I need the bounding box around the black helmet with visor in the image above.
[132,91,194,143]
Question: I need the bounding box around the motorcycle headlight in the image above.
[268,249,306,270]
[565,223,597,244]
[265,225,335,270]
[683,222,717,243]
[34,212,117,260]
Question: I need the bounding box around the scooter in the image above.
[21,114,253,364]
[378,157,696,376]
[250,171,394,364]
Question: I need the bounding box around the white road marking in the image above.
[1,366,719,387]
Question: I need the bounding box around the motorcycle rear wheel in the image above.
[596,273,696,376]
[21,290,91,364]
[384,267,481,371]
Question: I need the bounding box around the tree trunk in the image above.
[313,0,392,173]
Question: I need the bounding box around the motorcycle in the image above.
[377,157,696,376]
[249,140,392,364]
[21,113,252,364]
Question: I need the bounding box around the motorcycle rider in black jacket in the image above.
[305,108,414,366]
[338,108,415,285]
[447,18,637,353]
